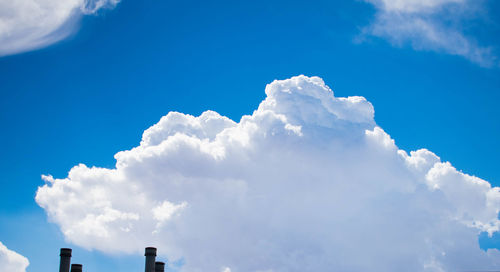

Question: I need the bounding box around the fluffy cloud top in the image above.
[36,76,500,271]
[0,242,29,272]
[362,0,497,67]
[0,0,119,57]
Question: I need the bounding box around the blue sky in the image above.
[1,0,500,271]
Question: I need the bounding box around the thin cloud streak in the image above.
[361,0,498,67]
[0,0,119,57]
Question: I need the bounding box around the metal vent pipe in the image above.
[59,248,72,272]
[155,261,165,272]
[145,247,157,272]
[70,264,82,272]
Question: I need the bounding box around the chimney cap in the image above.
[145,247,157,256]
[155,261,165,271]
[60,248,72,257]
[71,264,83,272]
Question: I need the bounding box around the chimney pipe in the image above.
[59,248,72,272]
[70,264,82,272]
[155,261,165,272]
[144,247,157,272]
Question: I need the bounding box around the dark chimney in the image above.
[59,248,72,272]
[70,264,82,272]
[144,247,157,272]
[155,261,165,272]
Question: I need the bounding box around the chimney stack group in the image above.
[144,247,165,272]
[58,248,83,272]
[57,247,165,271]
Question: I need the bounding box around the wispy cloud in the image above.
[361,0,497,67]
[0,241,29,272]
[0,0,119,57]
[36,76,500,271]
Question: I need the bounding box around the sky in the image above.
[1,0,500,271]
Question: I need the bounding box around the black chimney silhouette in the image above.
[144,247,157,272]
[59,248,72,272]
[57,246,166,271]
[155,261,165,272]
[70,264,82,272]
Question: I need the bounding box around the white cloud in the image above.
[0,242,29,272]
[366,0,466,13]
[0,0,119,57]
[36,76,500,271]
[362,0,497,67]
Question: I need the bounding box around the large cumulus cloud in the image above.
[0,241,29,272]
[36,76,500,271]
